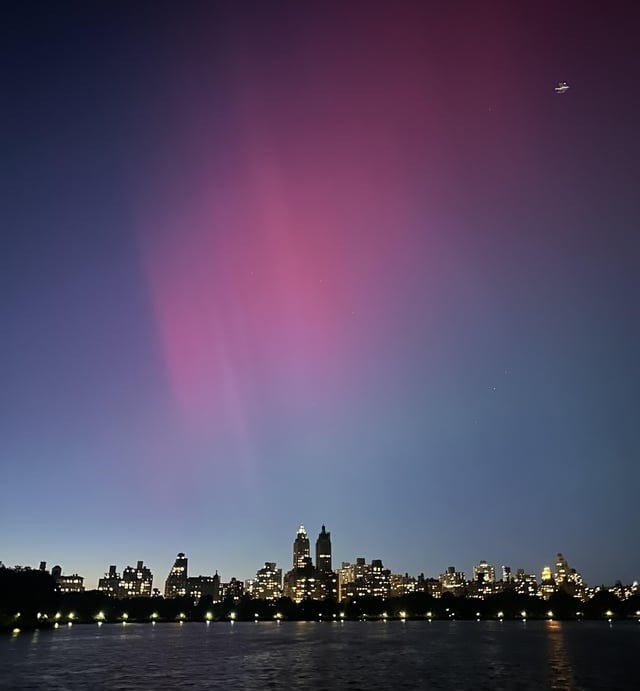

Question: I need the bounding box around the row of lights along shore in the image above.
[11,608,639,635]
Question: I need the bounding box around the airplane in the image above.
[555,81,570,94]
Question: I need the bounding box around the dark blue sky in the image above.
[1,1,639,588]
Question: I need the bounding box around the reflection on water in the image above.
[1,621,638,690]
[546,620,576,690]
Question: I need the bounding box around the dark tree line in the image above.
[2,566,638,630]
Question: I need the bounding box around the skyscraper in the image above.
[293,525,311,569]
[284,523,337,602]
[316,525,332,573]
[555,553,569,583]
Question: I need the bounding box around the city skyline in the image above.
[2,1,639,591]
[5,522,635,594]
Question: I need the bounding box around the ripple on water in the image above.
[1,621,638,690]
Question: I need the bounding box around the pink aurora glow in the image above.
[136,3,523,435]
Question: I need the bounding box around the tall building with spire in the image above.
[293,525,311,569]
[284,524,337,602]
[316,525,332,573]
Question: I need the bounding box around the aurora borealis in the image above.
[2,1,639,587]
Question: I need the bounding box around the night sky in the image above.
[2,1,639,589]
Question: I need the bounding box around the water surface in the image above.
[1,620,637,689]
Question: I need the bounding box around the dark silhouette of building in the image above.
[316,525,332,573]
[187,573,220,601]
[164,553,188,598]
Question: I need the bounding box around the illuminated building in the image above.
[513,569,538,596]
[439,566,466,596]
[338,562,355,601]
[284,524,337,602]
[550,553,586,600]
[187,573,220,601]
[50,564,84,593]
[390,573,417,598]
[316,526,332,573]
[539,565,556,599]
[338,558,366,601]
[252,562,283,600]
[98,565,120,596]
[555,553,569,582]
[164,553,188,598]
[284,567,318,602]
[501,565,512,583]
[609,581,639,600]
[321,570,339,600]
[469,560,496,598]
[120,561,153,597]
[56,574,85,593]
[293,525,311,569]
[419,576,442,597]
[338,557,390,601]
[314,526,338,599]
[473,560,496,583]
[98,562,153,597]
[219,576,243,602]
[369,559,391,598]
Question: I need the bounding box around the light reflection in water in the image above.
[546,620,576,690]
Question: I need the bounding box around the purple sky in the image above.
[1,1,639,589]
